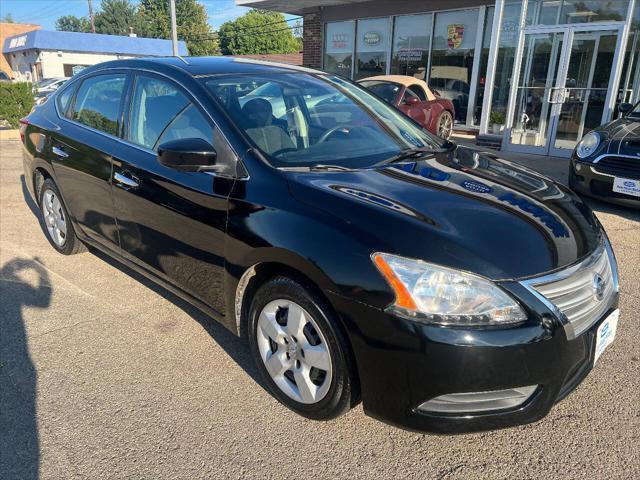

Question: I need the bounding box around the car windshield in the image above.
[358,81,401,105]
[203,73,442,169]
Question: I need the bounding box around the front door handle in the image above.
[113,172,139,189]
[52,146,69,158]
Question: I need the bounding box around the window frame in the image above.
[65,70,131,138]
[123,72,216,152]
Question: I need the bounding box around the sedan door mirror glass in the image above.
[157,138,218,172]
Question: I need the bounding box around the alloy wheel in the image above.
[42,189,67,247]
[256,299,333,404]
[438,113,453,140]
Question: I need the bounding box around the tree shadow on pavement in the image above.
[0,257,52,480]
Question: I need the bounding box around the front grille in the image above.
[523,243,616,339]
[593,155,640,179]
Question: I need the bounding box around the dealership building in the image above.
[239,0,640,157]
[2,29,187,82]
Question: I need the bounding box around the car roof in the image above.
[358,75,436,101]
[84,56,320,78]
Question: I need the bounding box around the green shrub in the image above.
[0,82,34,128]
[489,111,506,125]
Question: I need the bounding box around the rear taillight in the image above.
[19,117,29,143]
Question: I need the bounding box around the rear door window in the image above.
[70,74,126,136]
[127,75,212,150]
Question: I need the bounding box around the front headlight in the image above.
[372,253,527,327]
[575,131,600,159]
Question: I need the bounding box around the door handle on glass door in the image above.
[113,172,139,188]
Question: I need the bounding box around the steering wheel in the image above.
[317,126,351,144]
[270,147,298,157]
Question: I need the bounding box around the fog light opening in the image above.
[575,163,583,173]
[416,385,538,415]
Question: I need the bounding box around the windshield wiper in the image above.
[376,141,456,166]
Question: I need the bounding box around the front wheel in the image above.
[436,111,454,140]
[248,277,358,420]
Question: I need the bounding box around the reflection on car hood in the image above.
[287,146,601,280]
[596,116,640,154]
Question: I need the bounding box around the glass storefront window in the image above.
[472,8,493,126]
[528,0,630,25]
[355,17,391,80]
[324,21,355,78]
[429,9,479,122]
[390,14,433,79]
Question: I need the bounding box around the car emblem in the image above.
[592,274,606,301]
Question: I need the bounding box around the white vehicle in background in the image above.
[34,77,69,105]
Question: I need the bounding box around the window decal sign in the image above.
[363,31,381,46]
[447,24,464,49]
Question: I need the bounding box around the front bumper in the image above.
[329,284,618,434]
[569,158,640,208]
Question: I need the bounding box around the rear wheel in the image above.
[436,111,454,140]
[248,276,358,420]
[39,178,84,255]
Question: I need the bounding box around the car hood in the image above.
[286,146,601,280]
[596,116,640,154]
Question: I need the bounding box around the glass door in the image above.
[505,24,624,157]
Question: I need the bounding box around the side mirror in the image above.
[157,138,218,172]
[618,102,633,115]
[404,96,420,106]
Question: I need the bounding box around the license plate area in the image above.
[612,177,640,197]
[594,309,619,365]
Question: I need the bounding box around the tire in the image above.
[248,276,358,420]
[38,178,85,255]
[436,111,454,140]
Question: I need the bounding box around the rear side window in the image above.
[128,75,212,150]
[408,85,426,101]
[57,84,76,115]
[71,74,126,136]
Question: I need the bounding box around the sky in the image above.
[0,0,296,31]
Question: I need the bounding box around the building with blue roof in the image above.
[3,28,188,81]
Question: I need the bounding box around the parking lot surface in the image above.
[1,138,639,479]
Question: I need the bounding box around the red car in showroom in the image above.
[358,75,456,140]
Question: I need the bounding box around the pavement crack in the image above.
[32,319,97,339]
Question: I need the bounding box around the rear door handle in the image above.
[113,172,139,189]
[52,146,69,158]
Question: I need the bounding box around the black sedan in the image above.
[570,102,640,208]
[21,57,620,433]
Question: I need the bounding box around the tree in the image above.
[136,0,219,56]
[2,13,15,23]
[218,10,300,55]
[94,0,138,36]
[55,15,91,33]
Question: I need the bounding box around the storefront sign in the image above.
[363,31,381,46]
[447,24,464,49]
[501,21,518,45]
[331,33,349,50]
[8,35,27,49]
[396,48,425,61]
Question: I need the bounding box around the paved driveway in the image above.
[1,139,639,479]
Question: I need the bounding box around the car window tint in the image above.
[128,75,212,150]
[408,85,426,101]
[71,74,125,136]
[402,88,419,103]
[57,84,76,115]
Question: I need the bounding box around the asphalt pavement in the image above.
[1,138,639,479]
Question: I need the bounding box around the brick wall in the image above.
[302,12,322,69]
[0,23,41,78]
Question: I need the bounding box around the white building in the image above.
[3,29,188,81]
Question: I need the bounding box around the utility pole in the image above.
[169,0,179,56]
[87,0,96,33]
